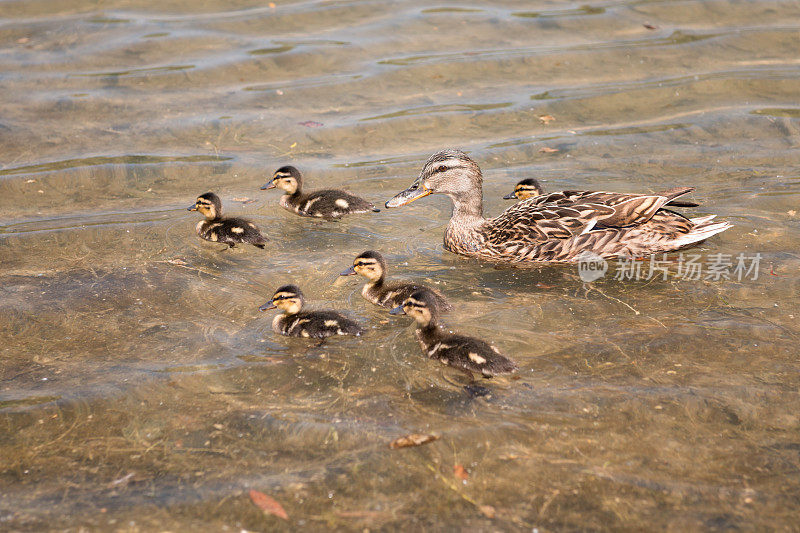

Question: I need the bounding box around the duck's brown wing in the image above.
[593,187,696,227]
[494,187,696,239]
[489,200,614,242]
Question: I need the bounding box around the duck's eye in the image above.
[435,165,448,173]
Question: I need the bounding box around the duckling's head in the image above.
[188,192,222,220]
[389,289,440,326]
[503,178,544,200]
[259,284,304,315]
[386,149,482,208]
[340,250,387,282]
[261,166,302,195]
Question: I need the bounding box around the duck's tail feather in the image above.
[660,187,700,208]
[689,214,717,225]
[673,218,732,248]
[666,199,700,208]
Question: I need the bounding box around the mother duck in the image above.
[385,149,731,263]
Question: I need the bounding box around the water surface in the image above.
[1,0,799,530]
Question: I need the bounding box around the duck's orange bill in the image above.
[385,184,430,208]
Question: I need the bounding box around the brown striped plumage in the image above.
[385,149,732,263]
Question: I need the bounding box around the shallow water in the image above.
[1,0,799,530]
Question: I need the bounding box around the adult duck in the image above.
[385,149,731,263]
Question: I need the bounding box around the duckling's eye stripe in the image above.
[272,292,294,300]
[273,172,292,178]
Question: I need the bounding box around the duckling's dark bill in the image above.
[339,266,357,276]
[385,185,430,208]
[260,181,276,190]
[502,192,518,200]
[187,204,198,211]
[389,305,405,315]
[259,301,277,311]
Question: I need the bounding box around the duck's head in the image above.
[188,192,222,219]
[386,149,482,208]
[389,289,440,326]
[339,250,386,282]
[503,178,544,200]
[261,166,302,195]
[259,284,304,315]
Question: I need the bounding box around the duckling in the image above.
[261,166,380,219]
[188,192,267,248]
[390,289,517,378]
[339,250,452,312]
[385,149,731,262]
[503,178,545,201]
[259,284,363,339]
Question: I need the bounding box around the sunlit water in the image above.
[1,0,799,530]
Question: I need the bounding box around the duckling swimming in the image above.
[259,284,364,339]
[385,149,731,262]
[188,192,267,248]
[261,166,380,219]
[340,250,452,312]
[390,289,517,378]
[503,178,545,201]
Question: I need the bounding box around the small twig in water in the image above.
[586,285,640,315]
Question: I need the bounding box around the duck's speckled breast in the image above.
[444,219,489,256]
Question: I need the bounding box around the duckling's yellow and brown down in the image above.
[391,289,517,378]
[262,166,379,219]
[340,250,452,312]
[189,192,267,248]
[503,178,545,201]
[260,284,363,338]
